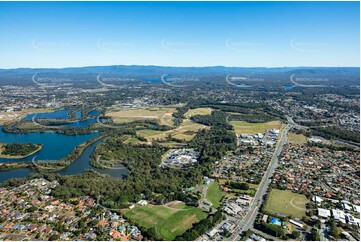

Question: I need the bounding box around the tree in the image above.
[309,228,320,241]
[48,234,60,241]
[329,220,340,239]
[291,230,300,239]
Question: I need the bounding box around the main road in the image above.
[228,117,294,241]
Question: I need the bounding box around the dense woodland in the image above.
[0,143,41,157]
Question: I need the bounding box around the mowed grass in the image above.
[288,132,307,144]
[265,189,308,218]
[231,120,282,135]
[184,108,212,118]
[124,202,207,240]
[106,107,176,125]
[206,181,225,208]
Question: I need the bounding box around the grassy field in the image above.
[137,119,207,143]
[184,108,212,118]
[265,189,308,218]
[107,107,176,125]
[124,202,207,240]
[206,181,226,209]
[230,120,282,134]
[288,132,307,144]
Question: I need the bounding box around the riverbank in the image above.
[0,162,32,171]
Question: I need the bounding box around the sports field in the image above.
[265,189,308,218]
[106,107,175,125]
[288,132,307,144]
[124,202,207,240]
[230,120,282,134]
[206,181,225,208]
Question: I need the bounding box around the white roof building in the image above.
[318,208,331,218]
[343,203,352,211]
[250,233,266,241]
[207,228,218,237]
[332,209,346,223]
[289,219,304,228]
[137,200,148,206]
[353,205,360,213]
[313,196,323,203]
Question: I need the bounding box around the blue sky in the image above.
[0,1,359,68]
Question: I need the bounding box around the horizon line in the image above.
[0,64,360,70]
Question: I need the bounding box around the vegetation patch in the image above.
[0,143,43,158]
[124,203,207,240]
[265,189,307,218]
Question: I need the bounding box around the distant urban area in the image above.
[0,63,357,242]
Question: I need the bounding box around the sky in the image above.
[0,1,359,68]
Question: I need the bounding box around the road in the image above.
[228,117,294,241]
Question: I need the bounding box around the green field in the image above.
[124,202,207,240]
[206,181,225,208]
[184,108,212,118]
[265,189,308,218]
[288,132,308,144]
[230,120,282,134]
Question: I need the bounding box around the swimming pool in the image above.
[270,217,282,226]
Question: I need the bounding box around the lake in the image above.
[23,109,85,120]
[23,109,104,128]
[88,110,101,117]
[0,109,127,183]
[0,135,128,183]
[23,109,72,120]
[0,128,99,162]
[283,85,296,90]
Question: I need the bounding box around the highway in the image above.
[228,117,293,241]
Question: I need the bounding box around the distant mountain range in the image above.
[0,65,359,87]
[0,65,359,75]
